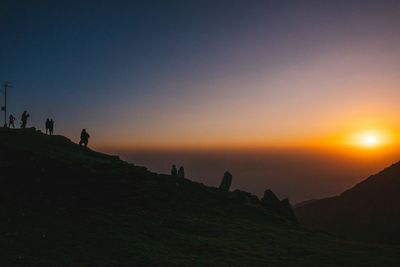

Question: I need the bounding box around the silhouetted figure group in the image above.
[6,111,31,129]
[4,109,92,149]
[21,111,30,128]
[79,129,90,149]
[45,118,55,135]
[6,111,56,136]
[171,164,185,178]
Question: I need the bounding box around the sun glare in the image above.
[361,134,379,147]
[348,130,393,149]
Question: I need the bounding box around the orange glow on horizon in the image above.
[93,107,400,154]
[346,130,392,149]
[95,126,400,154]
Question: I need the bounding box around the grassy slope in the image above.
[295,160,400,244]
[1,128,400,266]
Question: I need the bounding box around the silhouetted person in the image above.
[171,164,178,177]
[79,129,90,148]
[8,114,16,128]
[178,166,185,178]
[21,111,30,129]
[49,119,54,135]
[45,118,50,134]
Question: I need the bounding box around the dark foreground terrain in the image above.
[1,128,399,266]
[296,158,400,244]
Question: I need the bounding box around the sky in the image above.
[2,1,400,201]
[1,0,400,149]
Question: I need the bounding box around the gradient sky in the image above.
[1,0,400,149]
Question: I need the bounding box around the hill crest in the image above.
[295,159,400,243]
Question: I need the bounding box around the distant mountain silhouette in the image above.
[296,161,400,244]
[1,127,400,266]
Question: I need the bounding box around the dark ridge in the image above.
[1,128,400,266]
[295,160,400,244]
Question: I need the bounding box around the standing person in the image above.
[8,114,16,128]
[79,129,90,148]
[49,119,54,135]
[171,165,178,177]
[21,111,30,128]
[178,166,185,178]
[45,118,50,134]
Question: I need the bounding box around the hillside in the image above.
[1,128,400,266]
[296,160,400,244]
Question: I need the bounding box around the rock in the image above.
[219,171,232,192]
[232,190,260,204]
[279,198,298,223]
[261,189,297,222]
[261,189,281,210]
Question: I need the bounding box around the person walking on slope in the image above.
[21,111,30,128]
[8,114,16,128]
[79,129,90,148]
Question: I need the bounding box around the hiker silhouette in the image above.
[178,166,185,178]
[21,111,30,129]
[79,129,90,148]
[171,165,178,177]
[45,118,50,134]
[8,114,15,128]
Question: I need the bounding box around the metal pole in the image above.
[2,81,12,128]
[4,83,7,127]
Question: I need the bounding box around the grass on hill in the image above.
[1,128,400,266]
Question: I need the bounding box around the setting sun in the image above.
[361,134,379,147]
[347,130,394,149]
